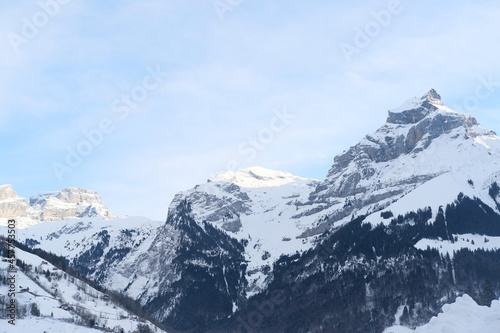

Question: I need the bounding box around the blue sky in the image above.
[1,0,499,220]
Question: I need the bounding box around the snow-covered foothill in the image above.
[0,246,167,333]
[8,216,163,300]
[383,295,500,333]
[414,233,500,258]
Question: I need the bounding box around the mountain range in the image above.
[2,89,500,332]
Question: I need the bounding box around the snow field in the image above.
[384,295,500,333]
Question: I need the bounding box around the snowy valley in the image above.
[0,243,166,333]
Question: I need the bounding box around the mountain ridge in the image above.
[0,186,116,227]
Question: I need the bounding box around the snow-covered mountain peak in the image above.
[387,88,449,124]
[30,187,103,206]
[424,88,443,105]
[0,184,18,200]
[0,238,166,333]
[210,166,312,188]
[301,90,500,237]
[0,185,30,221]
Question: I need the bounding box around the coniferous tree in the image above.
[465,285,478,304]
[480,279,496,307]
[400,306,410,325]
[137,323,153,333]
[489,182,500,200]
[30,303,40,317]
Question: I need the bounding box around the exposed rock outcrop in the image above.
[0,185,30,218]
[29,187,116,221]
[0,186,116,226]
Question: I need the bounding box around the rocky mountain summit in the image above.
[0,186,115,227]
[303,88,498,234]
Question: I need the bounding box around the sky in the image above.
[1,0,499,221]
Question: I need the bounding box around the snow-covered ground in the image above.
[0,245,166,333]
[13,216,162,260]
[383,295,500,333]
[3,216,164,300]
[360,122,500,227]
[415,233,500,258]
[0,318,104,333]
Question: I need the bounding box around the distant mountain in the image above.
[0,185,30,220]
[16,90,500,332]
[0,186,116,227]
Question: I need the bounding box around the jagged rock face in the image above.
[0,186,115,225]
[165,167,321,296]
[0,184,19,201]
[0,185,29,217]
[324,90,474,188]
[138,201,248,331]
[386,89,442,124]
[29,187,115,221]
[301,89,496,237]
[168,182,251,233]
[324,111,477,190]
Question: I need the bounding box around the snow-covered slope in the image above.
[303,89,500,234]
[384,295,500,333]
[0,244,167,333]
[168,166,320,294]
[12,216,163,295]
[414,233,500,257]
[0,187,116,228]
